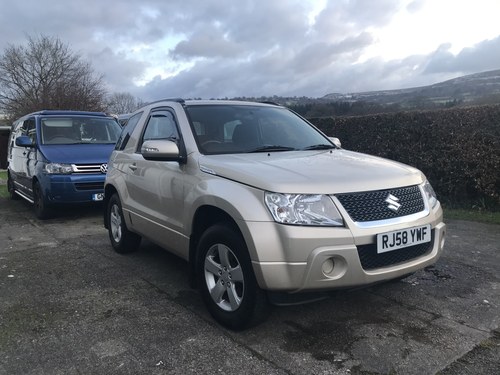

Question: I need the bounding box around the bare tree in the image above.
[106,92,144,114]
[0,34,107,120]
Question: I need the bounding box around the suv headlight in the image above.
[265,192,344,226]
[45,163,73,174]
[422,180,438,208]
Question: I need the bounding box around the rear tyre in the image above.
[33,181,53,219]
[196,224,270,330]
[7,173,19,200]
[107,193,141,253]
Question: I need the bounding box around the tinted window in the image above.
[185,105,331,154]
[115,111,143,150]
[139,110,179,149]
[41,116,121,145]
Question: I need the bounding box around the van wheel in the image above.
[7,173,19,200]
[196,224,269,330]
[107,193,141,253]
[33,181,52,219]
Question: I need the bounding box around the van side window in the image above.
[21,118,36,145]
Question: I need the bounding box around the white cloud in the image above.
[0,0,499,100]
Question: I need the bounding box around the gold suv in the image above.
[104,99,446,330]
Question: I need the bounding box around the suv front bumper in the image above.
[245,209,446,293]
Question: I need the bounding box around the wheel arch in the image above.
[188,205,242,288]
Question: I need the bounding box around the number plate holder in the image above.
[376,224,431,254]
[92,193,104,201]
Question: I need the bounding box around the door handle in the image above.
[129,163,137,171]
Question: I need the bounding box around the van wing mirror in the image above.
[15,135,34,148]
[141,139,180,161]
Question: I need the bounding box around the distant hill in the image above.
[323,69,500,108]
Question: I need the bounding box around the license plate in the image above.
[376,224,431,254]
[92,193,104,201]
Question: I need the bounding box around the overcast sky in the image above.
[1,0,500,101]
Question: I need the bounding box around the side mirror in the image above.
[328,137,341,148]
[141,139,180,161]
[15,135,34,148]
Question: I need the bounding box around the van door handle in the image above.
[129,163,137,171]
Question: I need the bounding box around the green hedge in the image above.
[310,105,500,211]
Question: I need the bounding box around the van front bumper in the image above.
[41,173,106,203]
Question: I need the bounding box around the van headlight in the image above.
[265,192,344,226]
[422,180,438,208]
[45,163,73,174]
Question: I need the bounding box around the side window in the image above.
[115,111,143,150]
[21,118,36,145]
[8,121,22,158]
[140,110,179,146]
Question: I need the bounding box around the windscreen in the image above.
[185,105,333,154]
[41,117,122,145]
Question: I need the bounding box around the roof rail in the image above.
[37,110,108,117]
[259,101,281,106]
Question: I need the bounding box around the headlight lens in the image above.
[265,192,344,226]
[422,180,438,208]
[45,163,73,174]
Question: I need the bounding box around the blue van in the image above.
[7,110,122,219]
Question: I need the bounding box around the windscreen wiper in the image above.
[248,145,296,153]
[302,144,336,150]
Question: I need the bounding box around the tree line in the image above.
[0,34,143,121]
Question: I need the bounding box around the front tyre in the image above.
[107,193,141,253]
[197,224,269,330]
[33,181,53,219]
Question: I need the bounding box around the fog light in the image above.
[321,258,335,276]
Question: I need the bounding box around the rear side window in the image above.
[115,111,143,150]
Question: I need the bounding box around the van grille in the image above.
[72,164,107,174]
[357,230,434,270]
[75,182,104,191]
[335,185,425,222]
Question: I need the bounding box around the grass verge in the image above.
[444,208,500,225]
[0,170,7,199]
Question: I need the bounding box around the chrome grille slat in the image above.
[72,164,106,174]
[336,185,425,222]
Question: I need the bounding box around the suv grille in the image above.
[335,185,425,222]
[357,230,435,270]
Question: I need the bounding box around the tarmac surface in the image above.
[0,195,499,375]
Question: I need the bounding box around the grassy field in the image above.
[0,169,498,224]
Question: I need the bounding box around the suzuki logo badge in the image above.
[385,194,401,212]
[100,164,108,174]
